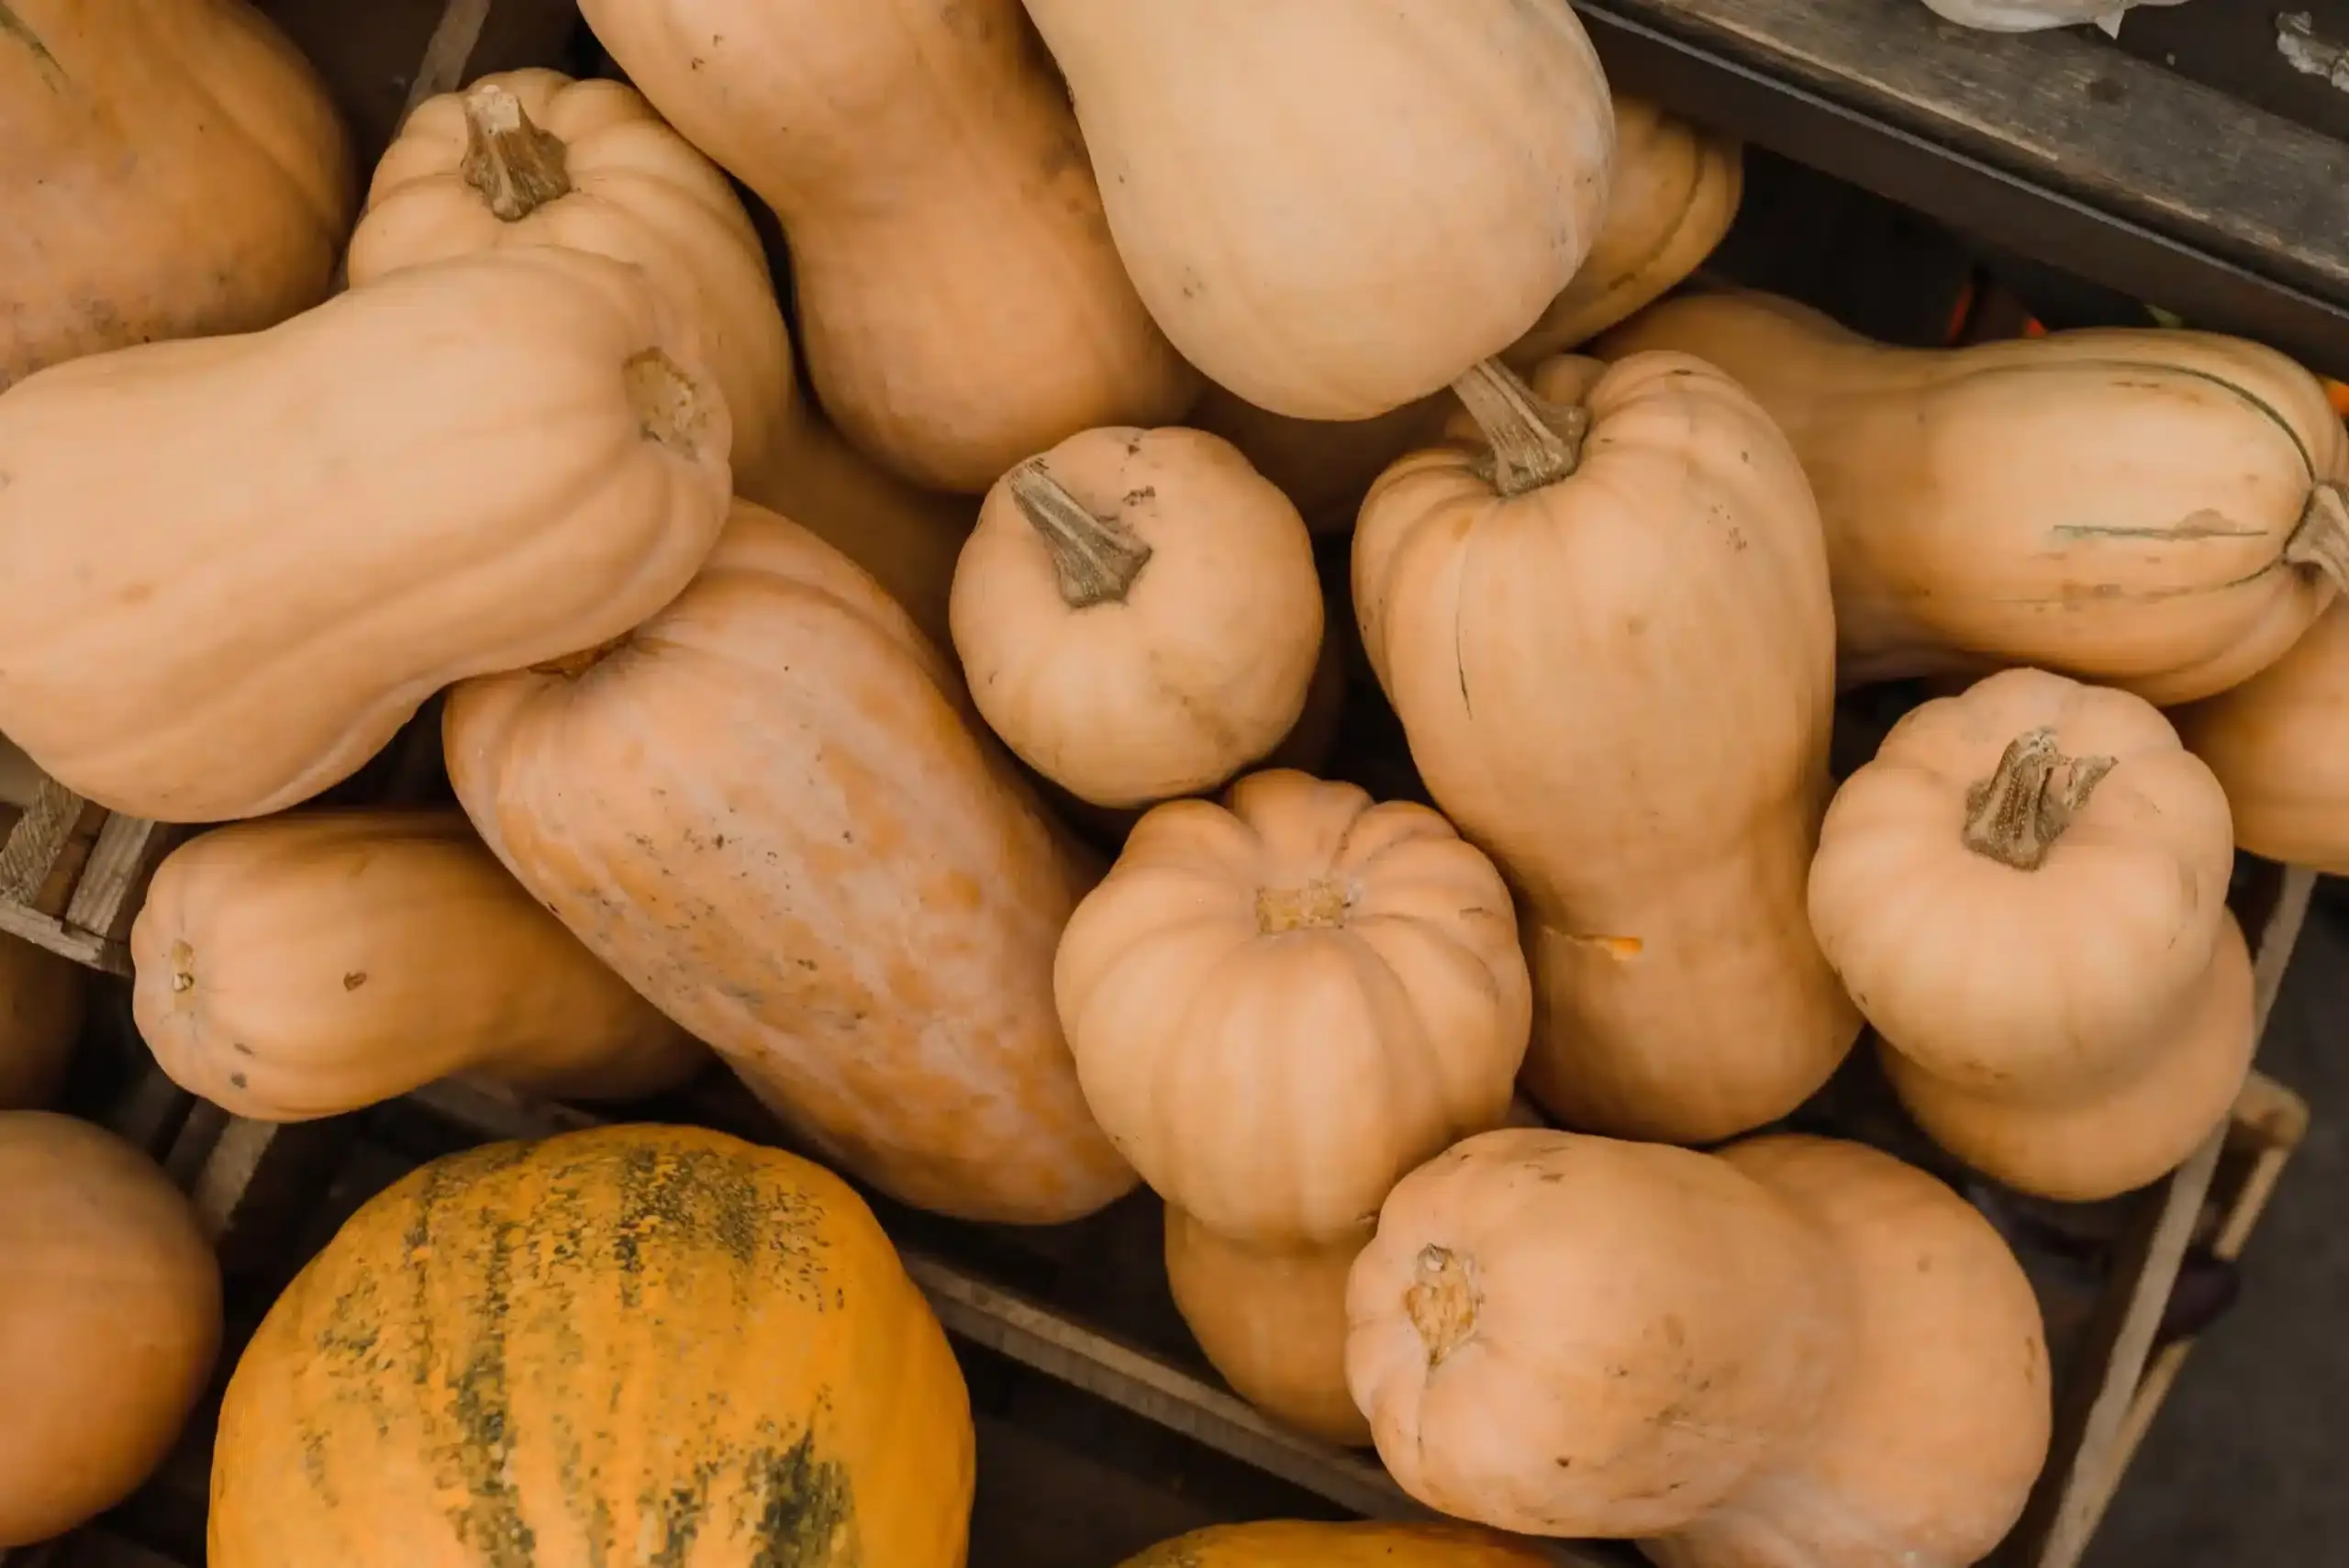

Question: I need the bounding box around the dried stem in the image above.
[1961,728,2117,872]
[1449,359,1589,496]
[461,82,573,221]
[2284,480,2349,594]
[1007,459,1152,609]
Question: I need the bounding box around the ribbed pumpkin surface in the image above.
[210,1124,972,1568]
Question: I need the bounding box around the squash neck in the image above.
[1961,728,2115,872]
[2285,480,2349,593]
[531,634,629,678]
[461,82,573,221]
[1450,359,1588,497]
[1007,458,1153,609]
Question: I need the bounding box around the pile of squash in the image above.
[6,0,2347,1563]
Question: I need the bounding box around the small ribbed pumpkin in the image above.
[209,1124,972,1568]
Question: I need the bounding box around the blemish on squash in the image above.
[343,970,368,991]
[229,1071,248,1090]
[447,1218,540,1568]
[1564,932,1643,961]
[746,1430,857,1568]
[623,348,713,454]
[0,5,65,89]
[1405,1244,1479,1366]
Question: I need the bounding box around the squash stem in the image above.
[461,83,573,221]
[1405,1244,1480,1366]
[1007,459,1153,609]
[1961,728,2117,872]
[1449,359,1588,497]
[2284,480,2349,593]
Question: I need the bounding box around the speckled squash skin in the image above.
[1117,1520,1555,1567]
[208,1124,973,1568]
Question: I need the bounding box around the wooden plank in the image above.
[0,901,118,973]
[61,817,172,943]
[401,0,494,120]
[2249,865,2319,1038]
[0,775,86,908]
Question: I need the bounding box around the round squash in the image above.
[2172,601,2349,873]
[0,932,84,1109]
[3,0,353,390]
[0,1111,221,1547]
[444,500,1134,1225]
[1354,354,1858,1143]
[1057,769,1530,1244]
[1190,95,1741,535]
[1347,1127,1842,1538]
[1163,1207,1372,1448]
[1598,289,2349,703]
[131,809,706,1122]
[209,1123,971,1568]
[576,0,1197,492]
[1882,910,2255,1203]
[348,69,795,474]
[1646,1136,2050,1568]
[1809,667,2235,1106]
[1119,1520,1558,1567]
[952,428,1325,807]
[1023,1,1615,420]
[0,245,733,823]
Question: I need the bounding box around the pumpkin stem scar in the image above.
[2284,479,2349,594]
[1406,1243,1480,1365]
[462,82,574,221]
[1007,456,1153,608]
[0,4,64,87]
[1255,877,1350,933]
[1961,727,2116,872]
[622,347,714,454]
[1450,358,1589,497]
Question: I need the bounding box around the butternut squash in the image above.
[1354,354,1857,1143]
[1163,1207,1372,1448]
[1599,289,2349,703]
[444,500,1134,1224]
[575,0,1198,491]
[2172,600,2349,873]
[1023,0,1616,420]
[0,246,733,822]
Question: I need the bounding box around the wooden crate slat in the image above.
[0,775,89,908]
[0,900,117,972]
[61,816,173,943]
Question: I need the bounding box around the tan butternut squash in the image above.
[1024,1,1615,420]
[0,246,733,822]
[1163,1207,1371,1448]
[2172,600,2349,872]
[576,0,1198,492]
[4,0,352,389]
[0,933,83,1110]
[444,500,1134,1224]
[1599,289,2349,703]
[1354,354,1857,1143]
[130,810,705,1121]
[952,428,1324,807]
[349,69,794,473]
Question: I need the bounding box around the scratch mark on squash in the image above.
[2051,521,2266,542]
[0,5,64,88]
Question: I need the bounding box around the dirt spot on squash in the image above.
[747,1430,857,1567]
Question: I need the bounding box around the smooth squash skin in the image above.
[2,0,353,390]
[2172,600,2349,873]
[0,932,84,1109]
[349,69,795,474]
[577,0,1198,492]
[1354,354,1859,1144]
[209,1125,973,1568]
[1023,0,1615,421]
[1163,1207,1373,1448]
[1598,289,2349,703]
[444,500,1135,1225]
[0,246,733,823]
[1645,1137,2050,1568]
[1346,1128,1842,1538]
[130,810,707,1122]
[1,1112,221,1548]
[1119,1520,1557,1567]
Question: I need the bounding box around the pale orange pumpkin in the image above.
[1809,667,2235,1106]
[444,500,1134,1224]
[1023,1,1616,419]
[576,0,1198,491]
[0,246,733,822]
[1163,1207,1372,1448]
[4,0,353,390]
[1,1111,221,1547]
[1882,910,2255,1203]
[1354,354,1857,1143]
[1347,1127,1842,1538]
[2172,601,2349,873]
[0,931,84,1110]
[1645,1136,2050,1568]
[1056,769,1530,1244]
[131,810,706,1121]
[1599,289,2349,703]
[349,69,795,473]
[952,428,1325,807]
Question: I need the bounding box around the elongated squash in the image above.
[2172,600,2349,872]
[443,500,1134,1224]
[1164,1207,1372,1447]
[131,810,705,1121]
[1599,289,2349,703]
[1354,355,1858,1142]
[0,246,733,822]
